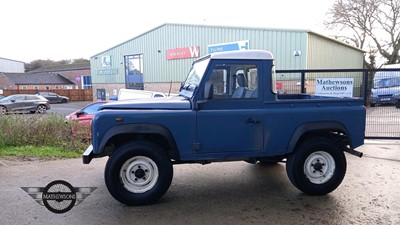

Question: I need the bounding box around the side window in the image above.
[13,95,25,101]
[207,64,258,99]
[26,96,38,100]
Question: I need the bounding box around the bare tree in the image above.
[325,0,400,66]
[370,0,400,64]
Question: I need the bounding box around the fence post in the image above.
[301,71,306,94]
[363,70,369,106]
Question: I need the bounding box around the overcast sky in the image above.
[1,0,336,63]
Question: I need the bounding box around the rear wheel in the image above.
[61,98,68,103]
[0,106,7,115]
[105,141,173,206]
[286,136,346,195]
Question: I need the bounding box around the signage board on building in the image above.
[101,56,111,67]
[207,40,249,53]
[166,46,200,60]
[315,78,354,97]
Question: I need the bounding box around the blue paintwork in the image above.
[87,50,366,163]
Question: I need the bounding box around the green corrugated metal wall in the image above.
[307,33,364,69]
[91,24,363,84]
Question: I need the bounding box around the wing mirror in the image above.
[76,110,85,118]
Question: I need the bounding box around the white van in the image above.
[117,89,166,101]
[371,64,400,106]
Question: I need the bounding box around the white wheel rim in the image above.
[304,151,335,184]
[120,156,159,193]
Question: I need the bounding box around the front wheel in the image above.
[36,105,47,114]
[286,136,346,195]
[104,141,173,206]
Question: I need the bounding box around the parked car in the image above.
[370,64,400,107]
[65,101,108,137]
[36,92,69,104]
[0,94,50,114]
[394,92,400,108]
[0,95,4,100]
[117,89,166,100]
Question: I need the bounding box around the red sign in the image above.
[166,46,200,60]
[276,82,283,90]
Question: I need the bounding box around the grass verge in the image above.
[0,145,82,159]
[0,113,88,160]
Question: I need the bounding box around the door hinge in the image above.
[193,143,201,151]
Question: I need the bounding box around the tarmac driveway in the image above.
[0,140,399,225]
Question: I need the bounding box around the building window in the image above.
[55,86,61,89]
[124,54,144,90]
[82,75,92,90]
[21,86,27,90]
[45,86,50,90]
[34,86,39,90]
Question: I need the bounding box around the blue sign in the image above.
[207,40,249,53]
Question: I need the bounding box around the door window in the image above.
[206,64,258,99]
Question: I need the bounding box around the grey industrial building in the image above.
[0,57,25,73]
[90,23,364,99]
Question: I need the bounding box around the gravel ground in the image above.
[0,141,399,225]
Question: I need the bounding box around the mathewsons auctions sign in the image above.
[315,78,354,97]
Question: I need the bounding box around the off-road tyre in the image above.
[104,140,173,206]
[286,136,347,195]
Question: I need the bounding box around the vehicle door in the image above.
[46,93,58,103]
[8,95,26,112]
[25,95,40,111]
[195,60,263,153]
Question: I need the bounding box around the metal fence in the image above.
[276,68,400,139]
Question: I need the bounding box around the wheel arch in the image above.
[96,124,180,160]
[286,121,350,155]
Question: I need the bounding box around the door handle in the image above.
[246,118,260,124]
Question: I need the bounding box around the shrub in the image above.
[0,113,88,151]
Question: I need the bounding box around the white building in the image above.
[0,57,25,73]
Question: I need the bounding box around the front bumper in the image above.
[371,96,396,105]
[82,145,94,164]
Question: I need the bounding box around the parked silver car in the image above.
[0,94,50,114]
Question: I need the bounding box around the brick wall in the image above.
[0,74,16,89]
[57,69,91,88]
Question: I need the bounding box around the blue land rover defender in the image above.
[83,50,366,206]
